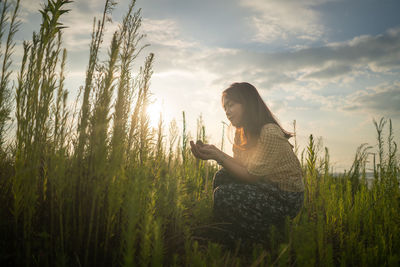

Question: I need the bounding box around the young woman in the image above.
[190,82,304,246]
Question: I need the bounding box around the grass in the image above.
[0,0,399,266]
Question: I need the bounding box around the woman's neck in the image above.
[244,130,257,148]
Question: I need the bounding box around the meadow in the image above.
[0,0,399,266]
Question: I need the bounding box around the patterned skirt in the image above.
[212,168,304,246]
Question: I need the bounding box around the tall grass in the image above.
[0,0,399,266]
[0,0,20,148]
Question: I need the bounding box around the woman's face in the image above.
[223,96,244,127]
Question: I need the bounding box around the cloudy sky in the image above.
[13,0,400,172]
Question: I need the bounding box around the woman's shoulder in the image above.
[260,123,284,136]
[257,123,286,145]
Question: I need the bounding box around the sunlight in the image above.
[146,97,169,128]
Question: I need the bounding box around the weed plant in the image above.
[0,0,399,266]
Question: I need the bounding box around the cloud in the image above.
[143,25,400,119]
[210,69,296,91]
[206,28,400,115]
[60,1,120,52]
[115,18,400,122]
[239,0,328,43]
[278,28,399,73]
[343,82,400,115]
[141,18,197,48]
[19,0,42,19]
[304,64,352,79]
[194,27,400,93]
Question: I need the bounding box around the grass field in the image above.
[0,0,399,266]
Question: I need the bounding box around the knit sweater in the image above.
[233,123,304,192]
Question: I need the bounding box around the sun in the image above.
[146,98,169,128]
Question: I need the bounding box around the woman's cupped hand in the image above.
[189,140,221,161]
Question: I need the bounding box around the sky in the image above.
[10,0,400,172]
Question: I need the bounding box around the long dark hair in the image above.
[222,82,293,148]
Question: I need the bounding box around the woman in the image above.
[190,82,304,246]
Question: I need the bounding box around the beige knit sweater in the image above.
[233,123,304,192]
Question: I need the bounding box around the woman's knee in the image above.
[213,185,236,221]
[213,184,236,208]
[212,168,231,190]
[213,185,225,203]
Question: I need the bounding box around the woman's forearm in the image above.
[216,151,260,183]
[190,141,260,183]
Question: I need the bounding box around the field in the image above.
[0,0,399,266]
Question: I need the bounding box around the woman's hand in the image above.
[190,140,222,161]
[191,140,258,183]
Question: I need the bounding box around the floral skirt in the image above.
[212,168,304,246]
